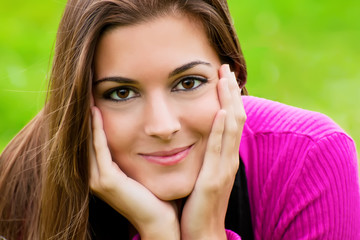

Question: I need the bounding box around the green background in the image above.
[1,0,359,164]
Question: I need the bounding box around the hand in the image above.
[89,106,180,240]
[180,64,246,240]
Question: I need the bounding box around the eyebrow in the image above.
[168,60,211,78]
[94,77,136,86]
[94,60,212,85]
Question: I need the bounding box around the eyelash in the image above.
[172,76,208,92]
[103,76,208,102]
[103,86,139,102]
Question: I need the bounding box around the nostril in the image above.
[145,122,181,140]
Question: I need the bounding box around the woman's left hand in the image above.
[180,64,246,240]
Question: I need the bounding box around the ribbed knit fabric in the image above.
[226,229,242,240]
[240,96,360,239]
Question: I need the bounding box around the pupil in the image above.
[117,89,129,98]
[182,79,194,89]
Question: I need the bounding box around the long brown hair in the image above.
[0,0,247,239]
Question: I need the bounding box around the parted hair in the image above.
[0,0,247,239]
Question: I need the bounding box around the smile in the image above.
[139,145,193,166]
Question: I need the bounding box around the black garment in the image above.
[89,158,253,239]
[225,158,254,240]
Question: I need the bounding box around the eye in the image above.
[172,76,208,91]
[104,87,139,101]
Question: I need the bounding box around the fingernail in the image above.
[226,64,231,72]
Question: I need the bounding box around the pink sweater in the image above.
[134,96,360,239]
[240,96,360,239]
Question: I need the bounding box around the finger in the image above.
[219,65,244,124]
[202,109,226,171]
[91,107,114,175]
[89,93,97,179]
[227,70,246,149]
[227,70,245,122]
[89,109,99,181]
[218,65,238,154]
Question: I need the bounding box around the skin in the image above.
[89,14,246,240]
[92,15,221,201]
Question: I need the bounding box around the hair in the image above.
[0,0,247,239]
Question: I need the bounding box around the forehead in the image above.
[94,14,220,80]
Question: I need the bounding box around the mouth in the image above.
[139,145,193,166]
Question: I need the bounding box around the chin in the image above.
[153,181,195,201]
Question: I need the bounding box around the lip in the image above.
[139,145,193,166]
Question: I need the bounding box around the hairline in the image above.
[99,8,209,47]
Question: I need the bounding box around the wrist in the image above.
[181,227,227,240]
[181,217,227,240]
[137,212,180,240]
[181,229,239,240]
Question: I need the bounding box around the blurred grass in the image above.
[0,0,66,150]
[228,0,360,162]
[0,0,359,166]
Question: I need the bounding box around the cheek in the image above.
[182,89,220,139]
[100,109,138,159]
[100,109,143,180]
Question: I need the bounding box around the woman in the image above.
[0,0,359,239]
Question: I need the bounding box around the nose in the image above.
[144,94,181,140]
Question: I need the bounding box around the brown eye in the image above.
[107,87,138,101]
[181,79,195,89]
[173,76,208,91]
[116,89,130,98]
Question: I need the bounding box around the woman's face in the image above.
[93,15,222,200]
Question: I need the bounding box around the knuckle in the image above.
[92,137,102,151]
[236,112,247,124]
[90,174,114,193]
[209,143,222,155]
[213,126,224,136]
